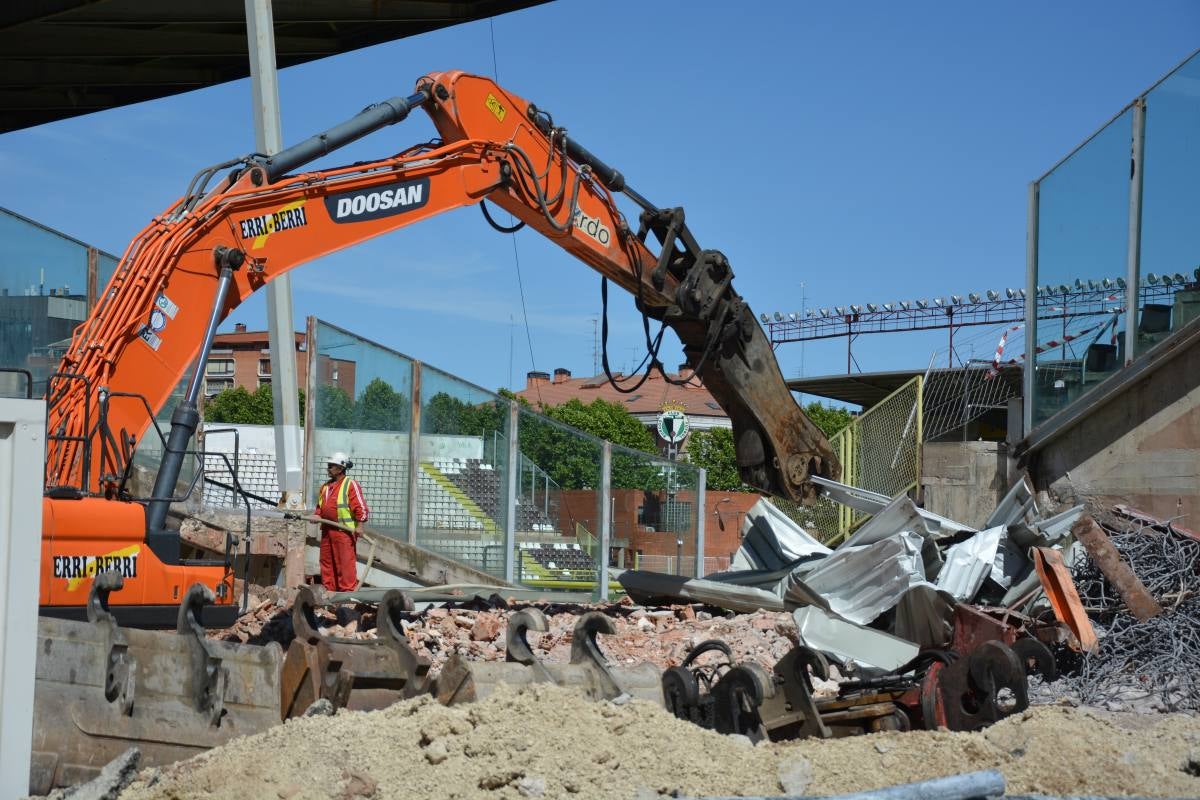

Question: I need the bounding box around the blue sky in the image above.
[2,1,1197,396]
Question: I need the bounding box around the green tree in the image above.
[423,391,505,436]
[315,384,354,428]
[686,428,749,491]
[803,401,853,437]
[203,384,303,425]
[517,398,661,490]
[355,378,408,431]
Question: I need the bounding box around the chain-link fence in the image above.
[794,376,922,544]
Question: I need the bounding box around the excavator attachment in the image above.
[31,575,283,793]
[436,608,662,706]
[280,586,431,716]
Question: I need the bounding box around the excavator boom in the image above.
[40,71,838,618]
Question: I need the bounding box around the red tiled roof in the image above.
[516,370,727,418]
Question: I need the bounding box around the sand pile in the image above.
[120,684,1200,800]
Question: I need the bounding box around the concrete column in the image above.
[504,402,519,584]
[694,467,706,579]
[0,398,46,798]
[597,441,612,600]
[245,0,303,510]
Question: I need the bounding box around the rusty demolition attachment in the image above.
[31,574,284,794]
[436,608,662,705]
[664,604,1052,743]
[279,585,431,717]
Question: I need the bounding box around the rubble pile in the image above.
[116,684,1200,800]
[1062,511,1200,711]
[212,590,800,676]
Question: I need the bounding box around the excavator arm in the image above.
[46,71,838,534]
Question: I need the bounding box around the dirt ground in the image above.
[120,684,1200,800]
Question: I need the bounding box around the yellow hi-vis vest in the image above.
[320,477,357,531]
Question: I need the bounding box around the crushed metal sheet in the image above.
[731,498,831,573]
[792,605,920,671]
[936,526,1004,601]
[985,474,1039,529]
[801,531,927,624]
[893,582,956,649]
[809,475,890,514]
[842,494,974,549]
[989,533,1030,591]
[1010,504,1086,549]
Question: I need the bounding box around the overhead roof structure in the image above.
[787,365,1023,410]
[0,0,549,134]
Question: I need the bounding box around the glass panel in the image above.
[517,407,603,596]
[0,208,90,397]
[612,443,701,578]
[1032,109,1132,426]
[415,367,511,578]
[1139,51,1200,357]
[310,320,413,541]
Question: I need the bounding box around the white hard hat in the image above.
[325,452,352,469]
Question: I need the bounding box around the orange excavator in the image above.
[38,71,838,626]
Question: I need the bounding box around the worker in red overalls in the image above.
[314,452,369,591]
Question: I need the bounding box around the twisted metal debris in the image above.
[1063,513,1200,711]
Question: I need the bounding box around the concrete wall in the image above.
[1031,340,1200,521]
[920,441,1009,529]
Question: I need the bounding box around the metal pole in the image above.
[695,467,706,579]
[1023,181,1039,436]
[405,361,422,545]
[504,401,519,584]
[597,441,612,600]
[245,0,304,510]
[1125,98,1146,365]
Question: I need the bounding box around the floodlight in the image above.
[1147,273,1159,285]
[951,295,963,305]
[1019,288,1026,298]
[866,303,879,313]
[1057,284,1070,294]
[987,290,1000,301]
[1087,279,1099,290]
[1074,278,1085,290]
[901,301,912,310]
[819,308,830,317]
[759,313,769,323]
[882,303,894,312]
[1162,274,1174,287]
[1116,277,1126,289]
[916,299,929,309]
[933,298,945,307]
[850,304,863,314]
[1194,267,1200,282]
[806,309,816,318]
[835,306,846,315]
[1102,278,1113,289]
[1005,288,1016,299]
[788,312,798,321]
[1041,285,1054,295]
[969,293,981,303]
[1174,273,1187,284]
[773,311,783,321]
